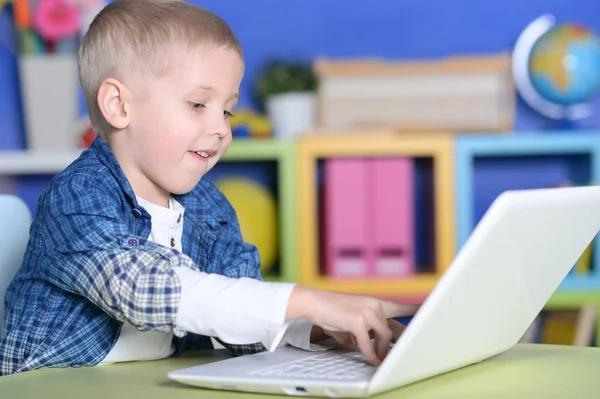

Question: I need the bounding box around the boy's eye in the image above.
[224,110,236,120]
[188,102,204,111]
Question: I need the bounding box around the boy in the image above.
[0,0,418,376]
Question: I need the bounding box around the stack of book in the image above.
[314,53,515,133]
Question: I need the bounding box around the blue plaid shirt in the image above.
[0,138,265,375]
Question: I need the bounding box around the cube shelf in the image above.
[455,132,600,288]
[297,131,455,299]
[215,138,298,283]
[455,131,600,345]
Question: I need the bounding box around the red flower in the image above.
[34,0,81,42]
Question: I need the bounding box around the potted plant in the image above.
[253,59,318,139]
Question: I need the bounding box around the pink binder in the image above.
[324,158,372,277]
[370,157,415,276]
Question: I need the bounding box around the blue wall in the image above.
[2,0,600,231]
[0,8,24,150]
[3,0,600,148]
[195,0,600,130]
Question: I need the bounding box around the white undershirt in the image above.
[99,196,313,365]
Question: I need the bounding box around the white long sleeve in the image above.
[175,267,313,351]
[100,195,313,366]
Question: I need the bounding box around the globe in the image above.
[529,24,600,106]
[513,15,600,121]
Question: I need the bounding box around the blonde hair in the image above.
[78,0,243,144]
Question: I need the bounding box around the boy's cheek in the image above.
[220,137,232,155]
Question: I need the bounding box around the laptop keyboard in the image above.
[247,350,377,381]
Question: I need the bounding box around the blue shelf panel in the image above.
[455,132,600,288]
[457,132,600,246]
[456,131,600,156]
[471,154,592,234]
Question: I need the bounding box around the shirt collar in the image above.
[89,136,228,223]
[89,136,140,209]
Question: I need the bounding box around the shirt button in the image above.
[170,237,176,247]
[132,208,143,218]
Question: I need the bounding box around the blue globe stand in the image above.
[557,118,576,131]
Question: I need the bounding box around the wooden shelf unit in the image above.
[455,131,600,291]
[296,131,455,299]
[455,131,600,346]
[220,139,298,284]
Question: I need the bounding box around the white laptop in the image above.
[168,186,600,398]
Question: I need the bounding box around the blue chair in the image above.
[0,195,31,331]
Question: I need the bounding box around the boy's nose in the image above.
[212,127,228,138]
[209,113,230,138]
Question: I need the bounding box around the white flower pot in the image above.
[19,54,80,151]
[265,92,316,139]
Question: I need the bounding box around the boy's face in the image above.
[112,46,243,206]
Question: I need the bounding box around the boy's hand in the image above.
[287,286,420,366]
[310,319,407,360]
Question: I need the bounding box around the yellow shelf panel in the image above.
[299,131,454,156]
[306,273,442,297]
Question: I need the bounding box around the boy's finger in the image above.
[350,334,358,348]
[330,331,357,350]
[354,329,380,366]
[367,313,393,361]
[388,319,407,342]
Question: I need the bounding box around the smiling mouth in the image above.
[190,149,217,159]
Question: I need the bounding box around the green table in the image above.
[2,344,600,398]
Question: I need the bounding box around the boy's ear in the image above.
[97,78,131,130]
